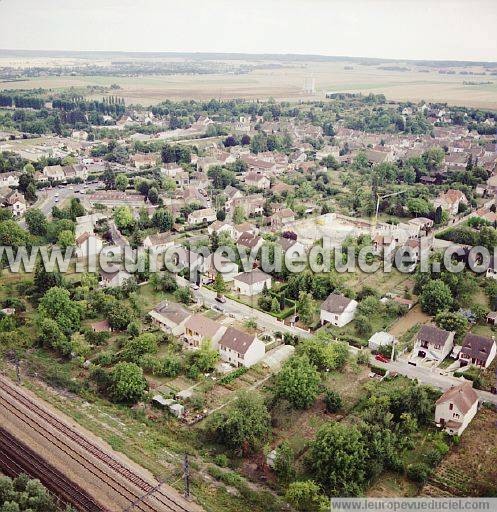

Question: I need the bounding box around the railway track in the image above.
[0,426,107,512]
[0,375,199,512]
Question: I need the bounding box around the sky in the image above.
[0,0,496,62]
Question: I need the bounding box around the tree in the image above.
[152,208,174,231]
[355,314,373,337]
[207,391,271,453]
[115,173,129,191]
[107,302,134,331]
[407,197,430,217]
[275,355,320,409]
[324,390,342,413]
[274,441,295,483]
[189,340,219,372]
[232,205,246,225]
[39,317,71,356]
[174,286,194,305]
[435,311,468,340]
[285,481,328,512]
[57,229,75,249]
[213,272,227,297]
[420,280,453,315]
[33,262,63,295]
[297,291,315,326]
[113,206,134,230]
[38,287,80,334]
[307,422,367,496]
[122,333,158,362]
[25,209,47,236]
[109,362,147,403]
[0,474,58,512]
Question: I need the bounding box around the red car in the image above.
[375,354,389,363]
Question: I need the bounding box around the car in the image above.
[190,284,200,290]
[215,295,226,304]
[54,197,59,203]
[212,305,224,313]
[375,354,389,363]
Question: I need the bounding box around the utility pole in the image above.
[183,453,190,499]
[15,355,20,384]
[373,189,408,229]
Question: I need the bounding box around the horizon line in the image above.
[1,48,496,66]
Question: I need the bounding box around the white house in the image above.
[187,208,217,226]
[75,232,104,259]
[149,301,191,336]
[218,327,265,368]
[233,269,272,296]
[412,324,455,364]
[459,333,497,369]
[4,191,26,217]
[433,189,468,216]
[435,382,478,436]
[43,165,65,182]
[320,293,358,327]
[143,232,173,253]
[244,172,270,190]
[99,269,132,288]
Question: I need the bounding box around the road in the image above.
[374,358,497,405]
[176,276,311,339]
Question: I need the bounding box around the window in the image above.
[449,403,453,410]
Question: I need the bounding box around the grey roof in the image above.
[153,301,191,325]
[234,269,271,286]
[219,327,257,355]
[321,293,354,314]
[461,333,496,363]
[417,325,452,346]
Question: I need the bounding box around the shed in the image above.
[368,331,395,351]
[169,403,185,418]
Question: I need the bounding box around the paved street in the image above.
[374,358,497,405]
[176,276,311,339]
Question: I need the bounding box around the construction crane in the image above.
[373,189,408,229]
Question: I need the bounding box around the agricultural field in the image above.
[2,59,497,108]
[421,407,497,497]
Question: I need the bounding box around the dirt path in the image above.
[388,304,430,337]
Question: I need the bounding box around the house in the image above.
[207,220,235,238]
[187,208,216,226]
[43,165,65,181]
[278,237,306,258]
[320,293,358,327]
[244,172,270,190]
[372,235,396,257]
[183,314,226,350]
[224,185,243,211]
[271,181,294,196]
[435,382,478,436]
[232,194,264,217]
[75,232,103,259]
[270,208,296,229]
[485,256,497,280]
[130,153,159,169]
[99,269,132,288]
[0,172,20,188]
[368,331,396,351]
[4,191,26,217]
[233,269,272,296]
[149,301,191,336]
[413,324,455,364]
[237,232,263,253]
[143,232,173,253]
[63,164,88,181]
[433,189,468,216]
[205,255,239,282]
[459,333,497,368]
[218,327,265,368]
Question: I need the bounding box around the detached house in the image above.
[99,269,132,288]
[233,269,272,296]
[412,324,455,364]
[75,232,103,259]
[4,191,26,217]
[43,165,65,182]
[435,382,478,436]
[218,327,265,368]
[270,208,296,229]
[320,293,358,327]
[433,189,468,216]
[459,333,497,369]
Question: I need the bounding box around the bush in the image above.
[213,454,229,467]
[406,462,431,483]
[324,390,342,413]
